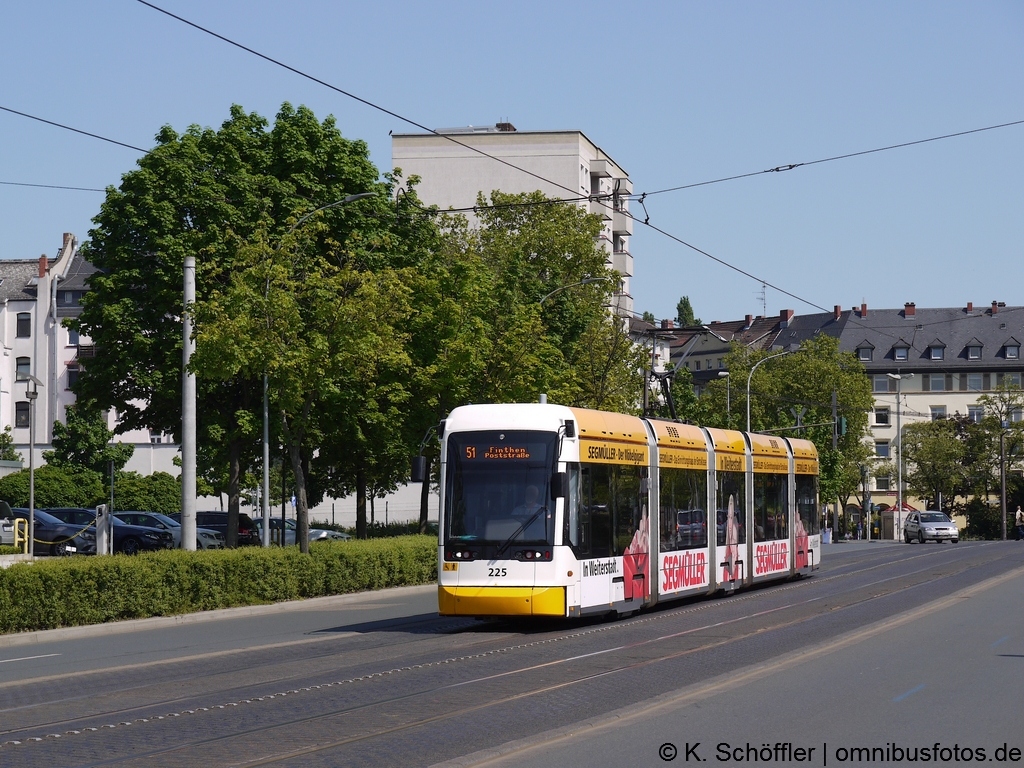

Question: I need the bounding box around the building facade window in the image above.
[67,328,79,347]
[967,373,983,391]
[968,405,984,423]
[15,357,30,381]
[931,406,947,420]
[875,442,890,458]
[875,475,891,491]
[149,430,163,444]
[997,373,1022,388]
[875,407,890,426]
[873,375,893,393]
[66,363,80,390]
[16,313,31,338]
[1012,408,1023,423]
[15,402,29,428]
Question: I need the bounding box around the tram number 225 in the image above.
[489,567,507,577]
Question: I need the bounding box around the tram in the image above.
[423,402,820,619]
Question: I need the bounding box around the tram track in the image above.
[0,541,995,746]
[1,543,1017,767]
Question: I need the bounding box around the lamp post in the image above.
[539,276,612,305]
[887,373,913,541]
[1001,420,1008,541]
[746,350,792,432]
[718,371,731,429]
[23,374,42,557]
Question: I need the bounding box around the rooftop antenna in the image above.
[757,282,766,317]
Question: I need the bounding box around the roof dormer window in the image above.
[858,347,872,362]
[929,344,945,360]
[894,346,908,361]
[968,345,982,360]
[1007,345,1020,360]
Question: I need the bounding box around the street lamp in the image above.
[19,374,43,561]
[1001,419,1009,541]
[887,373,913,541]
[718,371,731,429]
[261,192,378,547]
[539,276,612,304]
[746,350,792,432]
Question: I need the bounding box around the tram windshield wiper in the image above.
[496,508,546,556]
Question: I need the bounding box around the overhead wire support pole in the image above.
[182,255,197,551]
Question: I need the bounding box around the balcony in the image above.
[612,208,633,236]
[612,249,633,278]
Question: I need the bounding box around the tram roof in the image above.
[747,433,789,457]
[646,419,707,451]
[704,427,747,455]
[787,438,819,461]
[569,408,647,445]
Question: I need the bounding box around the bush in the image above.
[0,545,22,556]
[0,535,436,634]
[0,464,104,508]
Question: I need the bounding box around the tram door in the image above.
[575,459,648,612]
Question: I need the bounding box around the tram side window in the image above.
[753,473,788,541]
[661,467,708,551]
[577,463,645,558]
[795,474,820,536]
[716,470,746,546]
[564,464,581,548]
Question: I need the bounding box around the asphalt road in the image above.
[1,539,1022,767]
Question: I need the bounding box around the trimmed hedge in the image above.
[0,535,437,634]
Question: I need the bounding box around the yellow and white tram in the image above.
[433,403,819,618]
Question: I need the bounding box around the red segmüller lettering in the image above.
[754,542,788,575]
[662,551,707,591]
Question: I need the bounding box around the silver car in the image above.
[904,511,959,544]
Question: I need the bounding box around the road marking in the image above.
[893,684,925,702]
[0,653,60,665]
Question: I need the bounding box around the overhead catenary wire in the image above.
[641,119,1024,197]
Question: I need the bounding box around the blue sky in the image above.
[2,1,1021,323]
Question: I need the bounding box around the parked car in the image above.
[115,512,225,550]
[9,508,96,556]
[1,501,14,546]
[676,509,707,548]
[168,511,262,546]
[45,508,172,554]
[903,510,959,544]
[253,517,352,546]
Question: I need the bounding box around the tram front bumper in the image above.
[438,586,566,617]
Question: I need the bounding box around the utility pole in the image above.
[832,389,839,537]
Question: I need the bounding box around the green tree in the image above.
[676,296,701,327]
[77,103,424,547]
[403,192,643,528]
[0,465,104,508]
[901,418,968,512]
[111,471,181,514]
[642,311,656,324]
[43,406,134,476]
[0,426,22,463]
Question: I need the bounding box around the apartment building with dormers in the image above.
[392,123,636,316]
[838,301,1023,508]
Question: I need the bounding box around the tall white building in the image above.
[392,124,636,316]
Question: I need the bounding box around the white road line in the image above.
[0,653,60,665]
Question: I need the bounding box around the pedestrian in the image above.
[1015,506,1024,541]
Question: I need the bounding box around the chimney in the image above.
[660,319,674,330]
[860,302,867,318]
[904,302,915,317]
[779,309,794,328]
[495,122,516,132]
[834,305,842,321]
[992,301,999,315]
[744,314,753,328]
[63,232,73,248]
[38,254,48,278]
[967,302,973,313]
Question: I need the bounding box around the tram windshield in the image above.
[445,430,558,546]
